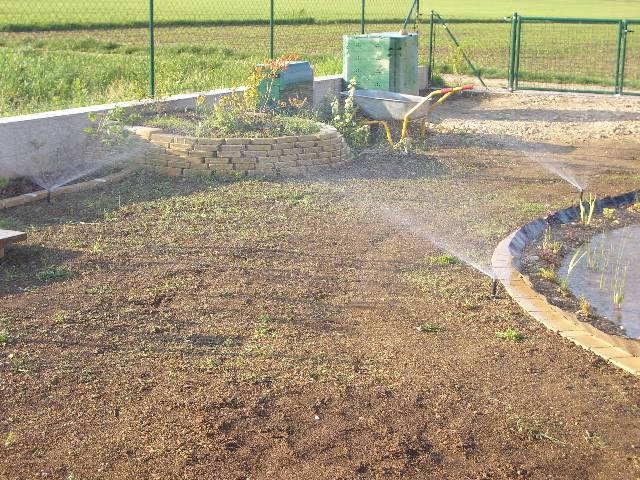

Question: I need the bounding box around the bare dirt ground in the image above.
[1,91,640,479]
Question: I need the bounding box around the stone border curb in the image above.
[491,190,640,376]
[0,167,134,211]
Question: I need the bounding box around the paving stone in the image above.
[610,357,640,374]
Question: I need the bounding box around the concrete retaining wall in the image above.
[0,67,428,180]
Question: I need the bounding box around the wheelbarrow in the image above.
[344,85,473,146]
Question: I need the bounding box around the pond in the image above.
[559,224,640,338]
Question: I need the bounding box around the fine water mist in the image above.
[379,204,495,279]
[0,124,146,195]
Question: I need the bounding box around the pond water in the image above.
[559,224,640,338]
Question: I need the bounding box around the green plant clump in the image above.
[141,55,320,139]
[496,328,525,342]
[327,78,370,151]
[37,268,74,282]
[417,323,444,333]
[430,253,460,266]
[0,177,9,190]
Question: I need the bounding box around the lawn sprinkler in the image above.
[490,277,498,298]
[579,188,584,205]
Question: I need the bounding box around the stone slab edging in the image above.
[491,190,640,376]
[0,167,134,211]
[128,123,353,178]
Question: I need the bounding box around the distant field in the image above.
[0,0,639,30]
[0,1,638,116]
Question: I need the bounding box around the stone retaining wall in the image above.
[129,123,353,178]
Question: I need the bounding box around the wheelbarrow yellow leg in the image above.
[364,120,394,146]
[420,119,427,139]
[400,87,469,143]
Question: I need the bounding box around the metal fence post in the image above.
[427,10,434,84]
[514,15,522,90]
[619,20,628,94]
[614,21,624,94]
[269,0,275,59]
[508,12,518,91]
[361,0,365,34]
[149,0,155,97]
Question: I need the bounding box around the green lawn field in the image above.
[1,0,639,30]
[0,1,638,116]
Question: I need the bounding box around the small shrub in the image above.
[496,328,524,342]
[578,296,591,316]
[462,300,477,311]
[429,73,447,87]
[328,78,370,151]
[0,176,8,190]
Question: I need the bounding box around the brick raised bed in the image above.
[128,123,353,178]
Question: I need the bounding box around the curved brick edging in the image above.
[492,190,640,375]
[0,168,134,211]
[128,123,353,178]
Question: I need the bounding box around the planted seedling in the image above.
[578,296,591,317]
[496,328,524,342]
[560,246,586,293]
[538,267,559,284]
[0,329,8,345]
[542,226,562,256]
[579,193,596,226]
[602,208,616,220]
[417,323,443,333]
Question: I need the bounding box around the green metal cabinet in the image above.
[343,32,419,95]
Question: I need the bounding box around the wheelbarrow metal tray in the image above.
[345,89,432,121]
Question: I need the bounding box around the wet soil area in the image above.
[1,91,640,479]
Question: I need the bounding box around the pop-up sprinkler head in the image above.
[490,278,498,298]
[579,188,584,204]
[46,190,51,204]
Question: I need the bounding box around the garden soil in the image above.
[1,91,640,479]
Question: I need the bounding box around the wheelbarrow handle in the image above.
[436,85,474,94]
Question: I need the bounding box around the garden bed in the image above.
[0,177,41,200]
[521,199,640,338]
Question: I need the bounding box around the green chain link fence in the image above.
[426,12,639,95]
[0,0,417,117]
[2,3,639,117]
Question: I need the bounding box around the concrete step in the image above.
[0,229,27,258]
